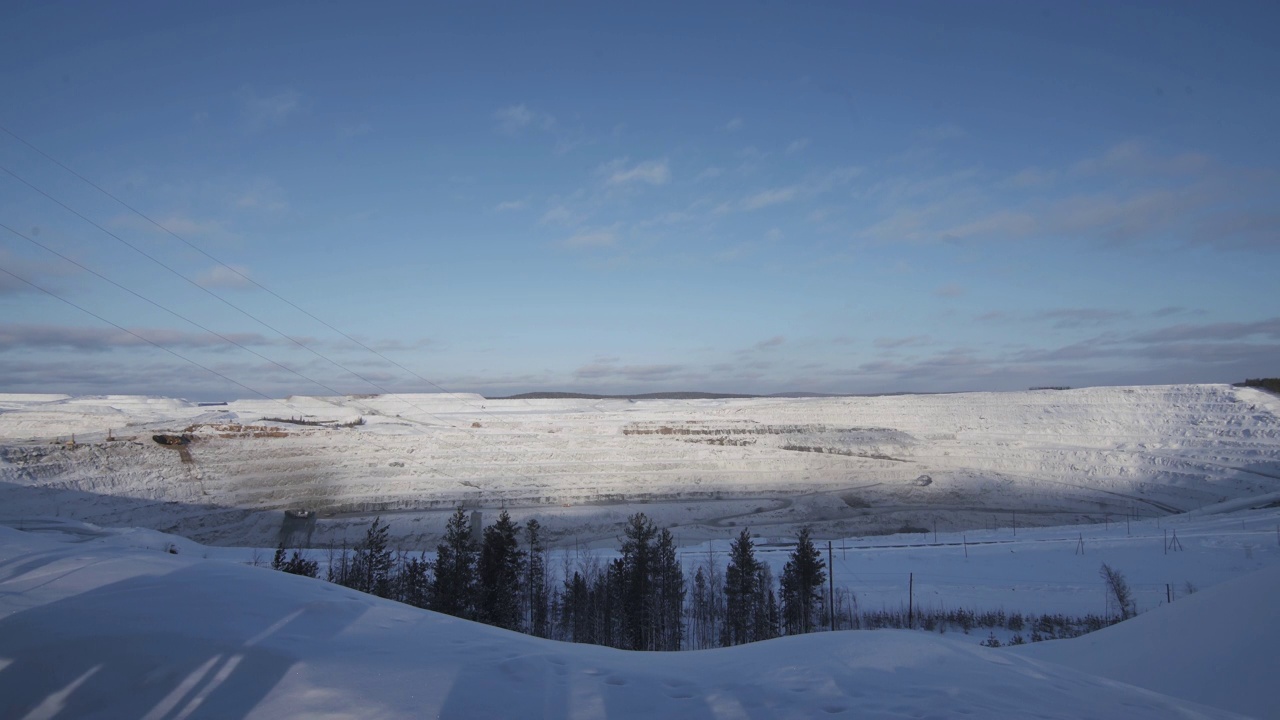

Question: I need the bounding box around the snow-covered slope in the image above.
[2,384,1278,547]
[1015,563,1280,719]
[0,524,1250,719]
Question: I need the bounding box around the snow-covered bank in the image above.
[0,523,1254,719]
[2,384,1278,548]
[1015,563,1280,719]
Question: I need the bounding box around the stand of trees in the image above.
[274,512,1131,651]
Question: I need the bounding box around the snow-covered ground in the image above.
[4,381,1277,719]
[2,384,1278,549]
[2,518,1271,719]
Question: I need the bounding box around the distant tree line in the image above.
[270,512,1133,650]
[1235,378,1280,394]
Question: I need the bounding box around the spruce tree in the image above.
[353,516,394,598]
[476,511,526,630]
[722,528,760,646]
[755,563,780,642]
[654,528,686,650]
[431,507,477,618]
[397,553,431,608]
[619,513,658,650]
[525,519,550,637]
[780,527,827,634]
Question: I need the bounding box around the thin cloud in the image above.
[740,186,799,211]
[239,88,301,130]
[1034,308,1131,329]
[603,158,671,186]
[0,324,274,353]
[195,265,253,290]
[1132,318,1280,343]
[786,138,811,154]
[494,199,530,212]
[874,335,931,349]
[560,227,618,249]
[494,104,556,135]
[723,117,744,132]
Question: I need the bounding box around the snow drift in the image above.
[0,524,1253,719]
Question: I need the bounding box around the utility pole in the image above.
[828,541,835,632]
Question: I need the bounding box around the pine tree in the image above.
[397,553,431,608]
[780,527,827,634]
[281,548,319,578]
[352,516,394,598]
[431,507,477,618]
[722,528,760,646]
[476,511,526,630]
[1100,563,1135,620]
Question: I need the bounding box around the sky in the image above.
[1,0,1278,400]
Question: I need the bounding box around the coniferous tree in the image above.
[564,570,592,644]
[688,566,710,649]
[755,563,780,642]
[618,513,658,650]
[397,552,432,609]
[780,527,827,634]
[272,544,288,571]
[326,542,352,586]
[431,507,477,618]
[272,544,318,578]
[722,528,760,646]
[352,516,394,598]
[1100,563,1135,620]
[654,528,686,650]
[476,511,526,630]
[525,519,550,637]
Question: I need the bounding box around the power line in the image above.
[0,260,516,504]
[0,132,644,492]
[0,262,298,410]
[0,123,545,426]
[1,221,362,401]
[0,160,472,430]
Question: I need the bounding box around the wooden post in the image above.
[1013,511,1016,536]
[908,572,914,629]
[933,521,937,544]
[1166,583,1171,604]
[963,534,968,558]
[828,541,835,632]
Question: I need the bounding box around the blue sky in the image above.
[1,1,1278,399]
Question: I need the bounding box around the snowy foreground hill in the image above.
[2,520,1275,720]
[2,384,1279,548]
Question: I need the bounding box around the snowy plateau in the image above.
[2,383,1280,718]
